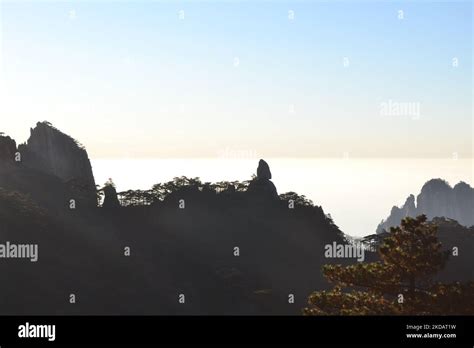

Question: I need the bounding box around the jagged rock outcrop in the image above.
[377,179,474,233]
[376,194,416,234]
[452,182,473,225]
[416,179,453,221]
[257,159,272,180]
[247,159,278,199]
[102,184,121,209]
[0,135,17,165]
[17,122,97,207]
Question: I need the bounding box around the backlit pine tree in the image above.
[304,215,474,315]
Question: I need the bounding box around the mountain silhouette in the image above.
[0,122,348,315]
[0,122,472,315]
[377,179,474,234]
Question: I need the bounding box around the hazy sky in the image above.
[0,0,472,159]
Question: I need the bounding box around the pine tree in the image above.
[304,215,474,315]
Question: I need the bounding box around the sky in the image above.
[0,0,472,159]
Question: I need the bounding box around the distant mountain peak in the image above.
[377,179,474,234]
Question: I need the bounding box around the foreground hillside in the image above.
[0,122,472,315]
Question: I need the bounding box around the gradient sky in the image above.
[0,0,472,159]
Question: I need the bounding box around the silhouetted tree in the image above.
[304,215,474,315]
[279,192,313,207]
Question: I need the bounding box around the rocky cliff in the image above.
[377,179,474,233]
[10,122,97,207]
[0,134,17,166]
